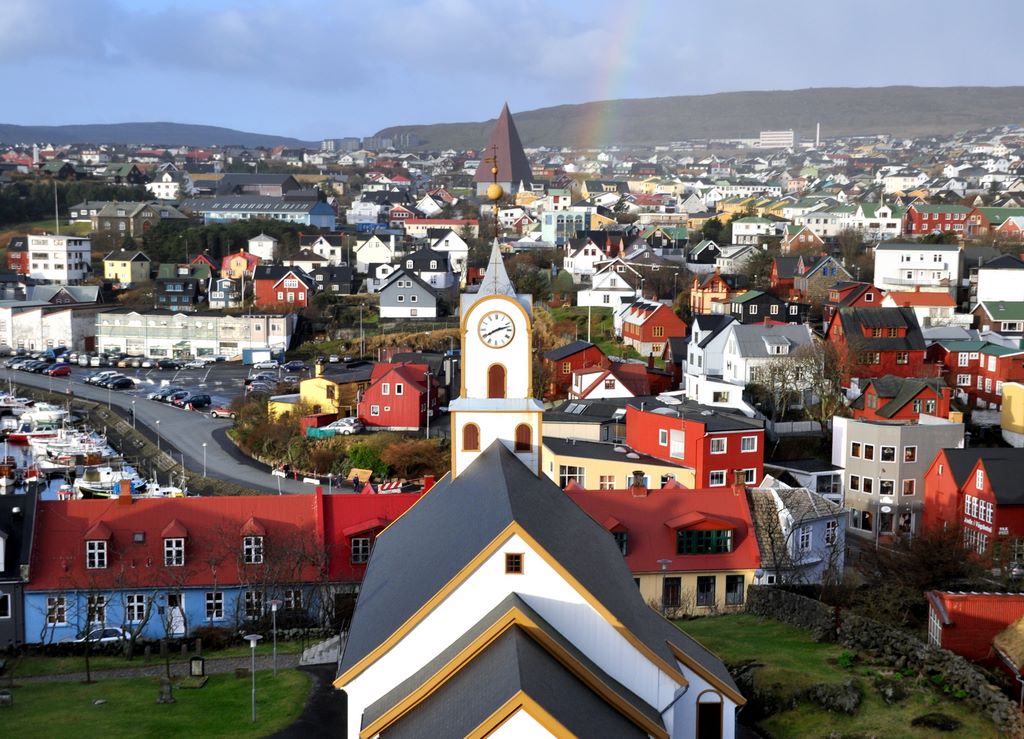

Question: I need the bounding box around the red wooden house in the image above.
[926,591,1024,667]
[825,307,928,385]
[253,265,315,309]
[821,282,885,330]
[923,448,1024,555]
[388,205,416,227]
[928,340,1024,410]
[849,375,952,423]
[625,399,765,488]
[356,362,439,431]
[5,236,28,275]
[620,297,688,357]
[769,256,800,296]
[541,340,607,400]
[569,358,673,400]
[902,204,971,236]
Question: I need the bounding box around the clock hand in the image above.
[483,326,509,337]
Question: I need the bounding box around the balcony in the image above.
[881,274,950,287]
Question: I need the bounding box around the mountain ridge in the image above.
[0,121,315,148]
[374,86,1024,150]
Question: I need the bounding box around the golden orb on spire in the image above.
[486,183,504,202]
[490,166,498,175]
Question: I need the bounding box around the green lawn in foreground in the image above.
[10,640,305,678]
[3,670,310,738]
[678,614,999,739]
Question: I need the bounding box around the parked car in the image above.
[148,386,185,401]
[89,355,109,367]
[326,417,364,435]
[157,359,183,371]
[106,377,135,390]
[85,371,120,385]
[281,360,307,372]
[252,359,279,370]
[210,405,236,419]
[173,393,211,409]
[245,372,277,385]
[328,354,341,363]
[164,390,190,405]
[245,382,275,395]
[70,626,128,644]
[140,358,157,368]
[183,359,206,369]
[96,374,129,387]
[44,364,71,376]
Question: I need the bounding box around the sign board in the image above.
[271,470,287,478]
[880,505,892,513]
[303,477,320,485]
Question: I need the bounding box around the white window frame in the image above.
[798,526,812,553]
[164,538,185,567]
[710,437,727,454]
[976,469,984,490]
[86,540,107,569]
[741,435,758,452]
[709,470,726,486]
[244,590,263,620]
[243,535,264,565]
[126,593,147,623]
[825,520,838,546]
[659,429,668,446]
[205,591,224,620]
[351,537,372,564]
[47,596,67,625]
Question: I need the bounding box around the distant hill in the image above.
[0,122,314,148]
[375,86,1024,150]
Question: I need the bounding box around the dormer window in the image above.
[86,540,107,569]
[164,538,185,567]
[677,529,733,554]
[243,536,264,564]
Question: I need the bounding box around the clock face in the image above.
[478,310,515,348]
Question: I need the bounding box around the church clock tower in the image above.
[449,240,544,478]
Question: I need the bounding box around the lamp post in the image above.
[202,442,207,477]
[425,370,432,439]
[107,385,112,409]
[131,400,136,429]
[270,599,282,677]
[657,558,672,616]
[155,419,161,453]
[243,634,262,723]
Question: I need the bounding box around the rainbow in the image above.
[572,2,653,150]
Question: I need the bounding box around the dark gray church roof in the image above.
[339,441,739,697]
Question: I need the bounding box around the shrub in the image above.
[837,651,855,669]
[191,625,234,651]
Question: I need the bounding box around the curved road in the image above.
[1,369,323,495]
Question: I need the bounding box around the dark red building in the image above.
[253,265,315,310]
[926,591,1024,667]
[821,282,885,331]
[5,236,28,276]
[928,340,1024,411]
[903,204,971,236]
[625,399,765,488]
[825,306,928,385]
[357,362,439,431]
[849,375,952,423]
[541,340,607,400]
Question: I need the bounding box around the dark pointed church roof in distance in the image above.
[472,103,534,188]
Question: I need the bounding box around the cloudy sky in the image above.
[2,0,1022,141]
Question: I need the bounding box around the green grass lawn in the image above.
[679,614,999,739]
[2,670,310,738]
[10,640,305,678]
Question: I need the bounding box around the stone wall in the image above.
[746,586,1024,736]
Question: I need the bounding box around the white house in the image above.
[576,259,641,307]
[731,216,786,244]
[429,229,470,279]
[976,255,1024,305]
[0,301,102,352]
[353,234,399,274]
[873,243,961,296]
[144,171,182,201]
[247,232,278,262]
[25,234,92,284]
[564,237,609,283]
[850,201,904,240]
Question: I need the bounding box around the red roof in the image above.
[322,493,421,580]
[29,495,323,590]
[928,591,1024,662]
[886,291,956,307]
[403,218,478,226]
[565,486,760,574]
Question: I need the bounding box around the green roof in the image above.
[977,207,1024,226]
[940,340,1023,357]
[912,204,971,214]
[980,301,1024,321]
[731,290,767,304]
[733,216,773,224]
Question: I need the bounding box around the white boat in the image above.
[73,464,147,498]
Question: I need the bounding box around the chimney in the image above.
[390,234,396,250]
[732,469,746,495]
[118,479,133,505]
[315,360,325,378]
[630,470,648,498]
[422,474,435,493]
[648,352,654,369]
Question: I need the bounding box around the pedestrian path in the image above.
[14,652,301,684]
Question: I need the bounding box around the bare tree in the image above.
[747,355,805,422]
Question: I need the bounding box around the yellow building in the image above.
[102,248,151,285]
[542,438,695,489]
[1002,382,1024,447]
[268,362,373,419]
[716,196,757,216]
[589,212,617,230]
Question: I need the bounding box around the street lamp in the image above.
[243,634,263,723]
[107,385,112,409]
[425,370,432,439]
[270,599,282,677]
[131,400,136,430]
[155,419,161,453]
[202,442,208,477]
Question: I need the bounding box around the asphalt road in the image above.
[0,365,328,496]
